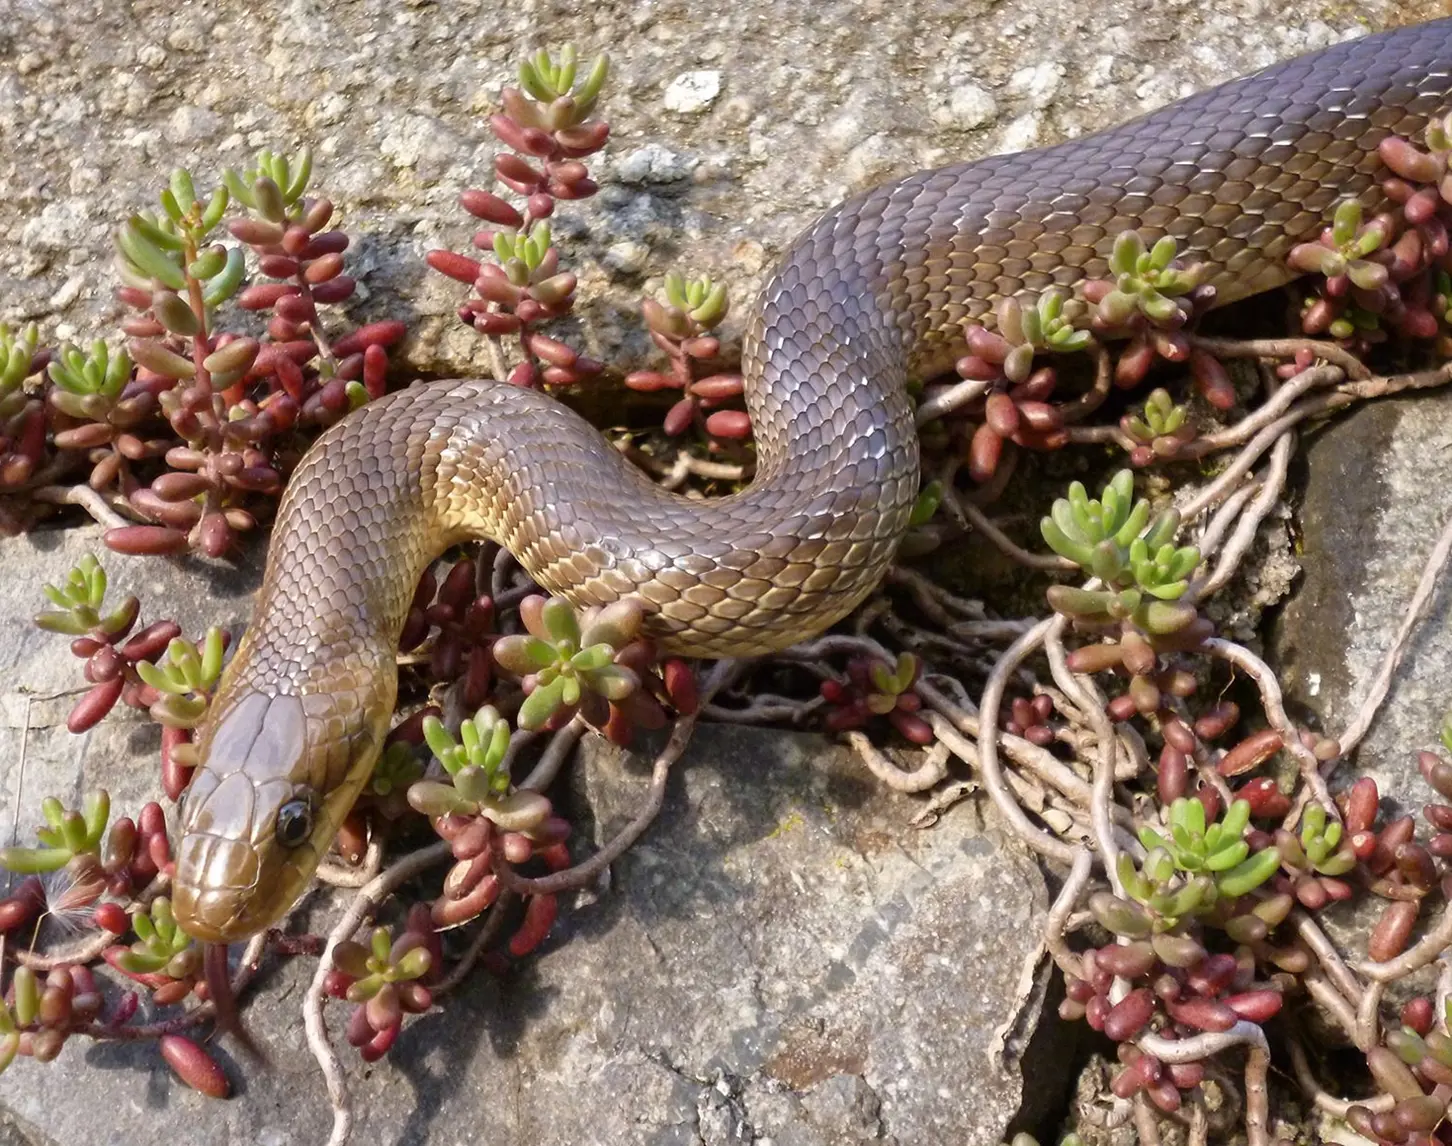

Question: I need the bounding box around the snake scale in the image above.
[172,18,1452,943]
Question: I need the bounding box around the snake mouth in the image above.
[172,833,267,944]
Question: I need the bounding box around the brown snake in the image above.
[173,19,1452,943]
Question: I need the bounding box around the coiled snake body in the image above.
[174,20,1452,942]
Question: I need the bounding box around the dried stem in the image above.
[1042,619,1122,885]
[1139,1019,1267,1063]
[494,712,699,895]
[316,839,384,889]
[1304,970,1359,1043]
[1355,976,1384,1052]
[431,892,515,995]
[1057,343,1115,423]
[519,715,587,792]
[1132,1094,1163,1146]
[1336,502,1452,757]
[942,617,1081,863]
[914,377,991,425]
[1291,908,1363,1006]
[1188,335,1369,380]
[845,732,950,793]
[1244,1040,1271,1146]
[1189,428,1293,601]
[30,483,132,530]
[304,841,452,1146]
[1044,847,1094,979]
[1204,638,1333,814]
[936,470,1076,572]
[1288,1036,1394,1117]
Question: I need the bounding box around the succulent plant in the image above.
[1121,388,1196,466]
[33,554,134,638]
[325,907,439,1062]
[1040,470,1203,638]
[0,963,103,1067]
[0,791,109,875]
[407,704,551,832]
[626,272,749,442]
[428,44,610,392]
[1288,198,1391,291]
[330,923,433,1002]
[820,652,933,744]
[109,896,197,978]
[133,628,227,730]
[1138,798,1282,896]
[1091,231,1205,328]
[0,323,38,406]
[491,596,647,731]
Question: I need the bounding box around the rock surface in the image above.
[0,525,1049,1146]
[0,2,1446,1144]
[1273,385,1452,807]
[1,0,1437,384]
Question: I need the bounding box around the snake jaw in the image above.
[171,687,363,942]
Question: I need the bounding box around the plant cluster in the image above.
[491,594,698,743]
[323,906,439,1062]
[425,47,608,392]
[0,149,410,557]
[819,651,933,744]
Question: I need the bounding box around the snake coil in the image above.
[174,20,1452,942]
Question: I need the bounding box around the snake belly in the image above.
[172,20,1452,943]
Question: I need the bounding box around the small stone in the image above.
[1009,61,1064,110]
[841,133,899,189]
[378,113,457,179]
[616,144,697,185]
[821,113,863,156]
[137,44,167,69]
[20,200,91,256]
[68,166,103,195]
[48,275,85,310]
[165,20,209,52]
[731,240,767,275]
[163,105,221,144]
[933,83,998,130]
[604,241,651,276]
[718,95,754,127]
[306,92,351,129]
[664,70,722,114]
[999,112,1042,152]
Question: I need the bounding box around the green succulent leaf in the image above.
[1216,847,1283,897]
[518,675,568,730]
[1040,518,1094,567]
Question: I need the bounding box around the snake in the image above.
[171,18,1452,944]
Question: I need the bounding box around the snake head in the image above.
[172,663,392,943]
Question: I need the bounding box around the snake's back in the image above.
[174,19,1452,943]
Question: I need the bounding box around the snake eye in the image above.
[275,798,313,848]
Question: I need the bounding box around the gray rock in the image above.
[0,539,1050,1144]
[1270,393,1452,990]
[0,525,259,818]
[932,84,998,132]
[0,0,1418,384]
[614,143,699,187]
[1274,392,1452,814]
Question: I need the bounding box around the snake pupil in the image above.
[275,798,313,848]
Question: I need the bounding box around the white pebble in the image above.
[663,70,722,114]
[933,84,997,130]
